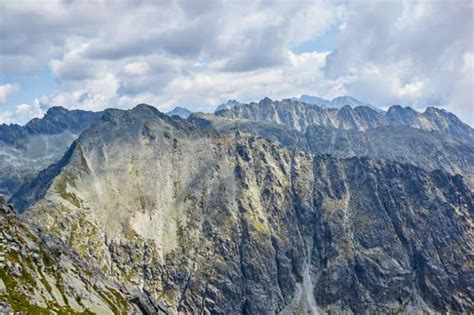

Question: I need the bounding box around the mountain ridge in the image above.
[216,98,474,143]
[9,104,474,314]
[299,95,382,112]
[189,112,474,188]
[0,106,102,146]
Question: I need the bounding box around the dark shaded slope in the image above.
[190,113,474,187]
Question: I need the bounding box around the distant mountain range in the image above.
[215,95,382,113]
[215,97,473,142]
[1,98,473,314]
[299,95,383,112]
[191,112,474,188]
[166,106,193,119]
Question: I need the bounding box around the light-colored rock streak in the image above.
[302,263,320,315]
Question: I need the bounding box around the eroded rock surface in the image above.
[190,113,474,188]
[0,196,163,314]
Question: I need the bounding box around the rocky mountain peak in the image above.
[298,95,381,112]
[215,99,242,113]
[24,106,103,135]
[0,106,104,198]
[339,104,353,111]
[299,95,331,107]
[217,97,473,141]
[425,106,443,114]
[132,103,159,114]
[259,97,274,105]
[331,95,366,106]
[386,104,418,114]
[166,106,193,119]
[45,105,69,116]
[386,104,403,111]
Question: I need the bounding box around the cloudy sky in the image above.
[0,0,473,125]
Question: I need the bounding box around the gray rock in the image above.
[190,113,474,188]
[11,263,22,277]
[0,197,143,313]
[216,98,474,143]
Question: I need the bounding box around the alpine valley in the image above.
[1,96,473,314]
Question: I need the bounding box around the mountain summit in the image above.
[215,99,242,113]
[166,106,193,119]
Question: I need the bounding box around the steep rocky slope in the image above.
[12,105,474,314]
[0,107,102,197]
[216,98,474,143]
[190,113,474,187]
[304,125,474,184]
[0,196,161,314]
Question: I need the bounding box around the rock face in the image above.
[216,98,474,143]
[304,125,474,184]
[0,196,151,314]
[190,113,474,188]
[0,106,102,197]
[11,105,474,314]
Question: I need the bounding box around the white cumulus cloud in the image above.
[0,100,44,125]
[0,84,20,103]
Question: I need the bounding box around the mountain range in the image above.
[215,98,473,142]
[0,97,473,314]
[192,98,474,188]
[298,95,382,112]
[0,107,102,198]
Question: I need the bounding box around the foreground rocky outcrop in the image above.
[11,105,474,314]
[0,196,170,314]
